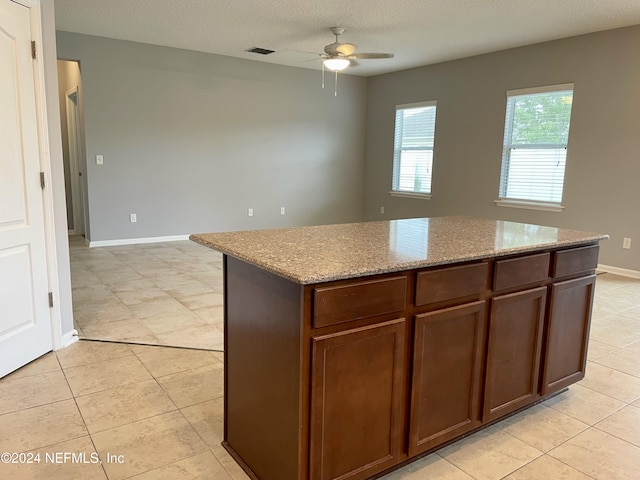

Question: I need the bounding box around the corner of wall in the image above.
[40,0,75,344]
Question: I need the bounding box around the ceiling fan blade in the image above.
[349,52,394,59]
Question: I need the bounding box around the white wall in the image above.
[364,25,640,271]
[56,32,368,242]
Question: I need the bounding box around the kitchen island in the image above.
[191,216,608,480]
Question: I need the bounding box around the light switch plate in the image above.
[96,154,104,165]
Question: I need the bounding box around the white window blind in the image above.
[499,85,574,204]
[392,101,437,195]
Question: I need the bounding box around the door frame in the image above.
[15,0,66,351]
[65,85,86,236]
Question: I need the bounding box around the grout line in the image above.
[534,454,599,480]
[56,353,111,479]
[0,396,73,419]
[56,343,136,370]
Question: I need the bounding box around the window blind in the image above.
[392,101,437,195]
[499,87,574,204]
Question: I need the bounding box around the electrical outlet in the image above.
[380,206,385,214]
[129,213,137,223]
[96,154,104,165]
[280,207,286,215]
[623,237,631,249]
[247,208,253,217]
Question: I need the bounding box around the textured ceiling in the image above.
[54,0,640,76]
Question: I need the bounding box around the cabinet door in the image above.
[310,319,405,480]
[541,275,596,395]
[484,287,547,422]
[409,301,486,456]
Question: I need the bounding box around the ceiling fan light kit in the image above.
[323,57,350,71]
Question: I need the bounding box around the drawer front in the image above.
[313,276,407,328]
[552,245,599,278]
[416,263,488,307]
[493,253,550,292]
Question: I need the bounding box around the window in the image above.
[498,84,574,210]
[391,101,437,197]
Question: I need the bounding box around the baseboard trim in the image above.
[58,329,79,350]
[597,264,640,280]
[88,234,191,248]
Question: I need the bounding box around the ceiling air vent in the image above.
[245,47,275,55]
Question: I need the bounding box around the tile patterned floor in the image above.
[0,273,639,479]
[69,237,224,350]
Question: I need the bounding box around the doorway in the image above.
[57,59,87,239]
[65,87,86,236]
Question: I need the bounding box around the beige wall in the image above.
[364,25,640,271]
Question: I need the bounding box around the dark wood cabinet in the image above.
[484,287,547,422]
[409,301,486,456]
[541,275,596,395]
[310,319,406,480]
[220,243,601,480]
[415,263,488,307]
[313,276,407,328]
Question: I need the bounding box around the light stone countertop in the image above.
[190,216,608,285]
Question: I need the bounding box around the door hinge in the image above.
[48,292,54,308]
[40,172,45,189]
[31,41,37,59]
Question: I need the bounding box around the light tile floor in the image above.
[69,237,224,350]
[0,273,639,479]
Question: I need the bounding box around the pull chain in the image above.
[321,62,325,89]
[334,70,338,96]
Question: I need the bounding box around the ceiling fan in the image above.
[316,27,393,95]
[320,27,394,71]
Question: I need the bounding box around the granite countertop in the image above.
[190,216,608,285]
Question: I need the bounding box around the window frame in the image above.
[496,83,574,212]
[389,100,437,199]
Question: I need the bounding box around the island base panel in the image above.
[224,256,306,480]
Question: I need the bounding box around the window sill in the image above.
[389,191,432,200]
[495,199,564,213]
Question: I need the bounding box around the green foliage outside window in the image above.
[510,92,573,145]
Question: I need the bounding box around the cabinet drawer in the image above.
[416,263,488,307]
[552,245,599,278]
[493,253,550,292]
[313,276,407,328]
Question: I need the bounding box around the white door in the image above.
[0,0,52,378]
